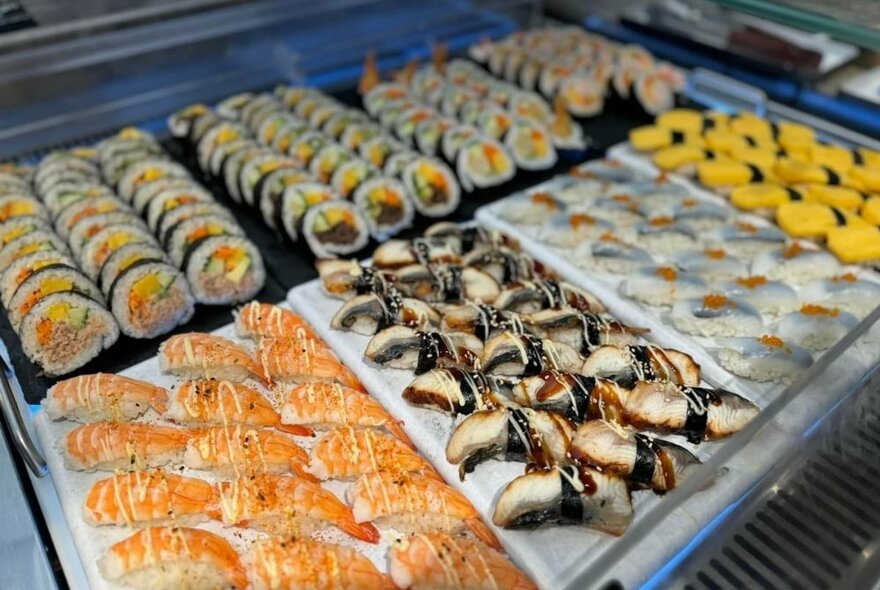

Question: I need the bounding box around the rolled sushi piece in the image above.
[52,195,125,240]
[331,158,377,200]
[43,183,112,218]
[78,224,157,279]
[34,156,99,195]
[222,146,274,204]
[360,135,404,169]
[557,74,604,117]
[19,291,119,376]
[117,159,191,203]
[301,200,370,257]
[167,103,212,140]
[716,335,813,383]
[0,216,52,250]
[108,260,195,338]
[363,82,410,117]
[0,230,68,269]
[403,157,461,217]
[257,169,314,230]
[1,250,76,307]
[280,182,339,241]
[98,242,169,297]
[476,106,514,141]
[0,194,49,224]
[394,106,438,147]
[144,185,214,232]
[7,264,101,331]
[340,122,382,153]
[353,176,414,240]
[774,305,859,353]
[181,235,265,305]
[415,117,455,157]
[384,151,421,179]
[456,137,515,191]
[131,177,200,216]
[164,214,244,267]
[505,118,557,171]
[309,144,354,185]
[441,125,480,163]
[289,132,330,169]
[634,72,675,116]
[68,211,147,258]
[238,154,297,207]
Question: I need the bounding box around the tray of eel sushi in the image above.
[476,158,880,396]
[33,301,538,590]
[287,222,767,589]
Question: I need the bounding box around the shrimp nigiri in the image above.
[64,422,192,471]
[84,469,216,526]
[246,538,393,590]
[348,471,500,550]
[389,532,537,590]
[184,425,314,481]
[258,336,365,392]
[44,373,168,422]
[166,380,310,436]
[280,382,412,448]
[235,301,318,340]
[213,474,379,543]
[99,527,248,590]
[307,427,435,481]
[159,333,267,385]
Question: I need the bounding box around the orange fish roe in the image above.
[648,216,674,227]
[782,242,805,259]
[530,192,557,208]
[735,221,758,233]
[655,172,669,184]
[735,276,768,288]
[703,293,731,309]
[704,248,726,259]
[599,231,620,243]
[570,168,597,179]
[759,335,784,348]
[655,266,678,281]
[800,304,839,317]
[611,193,632,203]
[569,213,596,229]
[831,272,858,283]
[681,198,698,208]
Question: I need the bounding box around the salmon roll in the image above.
[6,265,101,332]
[181,235,266,305]
[109,260,195,338]
[19,291,118,375]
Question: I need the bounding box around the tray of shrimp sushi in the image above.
[476,158,880,396]
[286,221,764,588]
[34,300,538,590]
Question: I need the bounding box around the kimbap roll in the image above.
[222,146,273,203]
[340,122,382,152]
[477,106,514,141]
[131,177,199,216]
[353,177,414,240]
[144,186,215,231]
[0,216,51,249]
[324,110,369,141]
[209,139,257,178]
[441,125,480,163]
[558,74,604,117]
[196,122,249,172]
[394,107,437,147]
[97,242,169,297]
[78,224,157,279]
[257,168,314,230]
[280,182,340,241]
[67,211,147,258]
[117,159,190,202]
[54,196,130,240]
[164,214,244,266]
[156,203,232,245]
[181,235,265,305]
[215,92,256,120]
[0,230,68,269]
[415,117,455,157]
[505,119,557,170]
[270,121,310,155]
[509,91,553,123]
[43,183,112,217]
[276,85,319,110]
[1,250,76,307]
[403,157,461,217]
[108,260,195,338]
[238,154,297,207]
[331,159,377,200]
[309,145,354,185]
[360,136,404,169]
[384,151,421,179]
[7,265,101,331]
[289,132,329,169]
[167,103,212,139]
[301,200,370,257]
[456,137,515,190]
[19,291,118,376]
[363,83,410,118]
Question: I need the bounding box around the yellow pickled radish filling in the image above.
[655,109,704,134]
[118,252,146,273]
[204,246,250,283]
[827,226,880,263]
[1,224,34,245]
[37,302,89,345]
[138,167,165,185]
[129,273,176,313]
[730,184,793,210]
[776,202,861,238]
[862,196,880,225]
[18,241,54,256]
[259,160,285,176]
[119,127,144,140]
[652,145,713,171]
[21,277,74,316]
[802,185,864,211]
[71,147,97,160]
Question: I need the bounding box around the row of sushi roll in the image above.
[630,108,880,265]
[0,158,119,375]
[493,158,880,382]
[469,26,685,118]
[169,88,461,258]
[42,300,536,589]
[358,45,587,190]
[317,221,760,536]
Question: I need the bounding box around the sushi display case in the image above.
[1,3,880,590]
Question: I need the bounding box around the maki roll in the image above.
[164,214,244,266]
[144,186,215,231]
[0,194,48,224]
[280,182,339,241]
[131,177,199,216]
[222,146,274,204]
[35,158,100,196]
[276,85,318,109]
[257,168,314,230]
[340,122,382,152]
[1,250,76,307]
[19,291,119,376]
[238,154,297,207]
[441,125,480,163]
[557,74,605,117]
[43,183,112,217]
[394,107,437,147]
[0,230,68,269]
[363,83,410,117]
[288,132,329,169]
[6,264,101,331]
[98,242,169,297]
[360,136,404,169]
[379,99,420,130]
[440,87,480,118]
[215,92,256,119]
[117,159,190,203]
[68,212,147,258]
[78,224,158,279]
[476,106,514,141]
[403,157,461,217]
[209,139,257,178]
[108,260,195,338]
[634,73,675,117]
[301,200,370,257]
[353,177,414,240]
[415,117,455,156]
[167,103,212,139]
[0,216,51,249]
[309,144,354,185]
[54,196,130,240]
[270,121,310,155]
[307,101,343,130]
[155,202,232,244]
[257,112,299,146]
[510,91,552,123]
[384,151,421,179]
[505,119,557,170]
[324,110,369,141]
[182,235,265,305]
[456,137,515,190]
[331,159,377,200]
[196,122,249,172]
